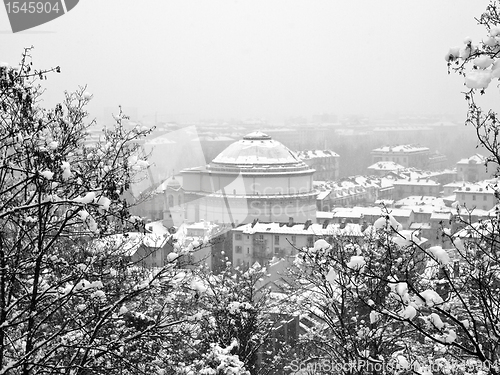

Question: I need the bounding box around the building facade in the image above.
[454,182,497,211]
[371,145,431,169]
[231,221,364,268]
[456,154,490,182]
[392,179,441,200]
[296,149,340,181]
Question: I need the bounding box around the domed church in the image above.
[179,131,317,224]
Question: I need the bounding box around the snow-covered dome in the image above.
[180,131,317,224]
[166,176,181,190]
[210,131,306,171]
[157,176,182,193]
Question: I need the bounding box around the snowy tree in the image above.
[161,263,295,375]
[288,220,433,375]
[0,48,191,374]
[447,0,500,176]
[288,3,500,373]
[292,211,500,375]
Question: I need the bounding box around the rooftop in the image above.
[234,222,364,237]
[454,180,495,193]
[392,179,440,186]
[457,153,486,165]
[93,221,170,256]
[157,176,184,192]
[296,150,340,159]
[372,145,430,153]
[367,161,405,171]
[331,206,414,218]
[209,131,310,172]
[395,196,447,207]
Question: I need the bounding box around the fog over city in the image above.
[1,0,496,123]
[5,1,500,374]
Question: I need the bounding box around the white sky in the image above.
[0,0,496,122]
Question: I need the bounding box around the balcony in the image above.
[253,250,272,260]
[253,239,267,251]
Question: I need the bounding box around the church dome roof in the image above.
[210,132,306,171]
[165,176,181,190]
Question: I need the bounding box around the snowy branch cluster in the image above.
[288,204,500,375]
[0,50,291,375]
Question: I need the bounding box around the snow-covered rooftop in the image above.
[296,149,340,159]
[314,175,391,190]
[453,180,495,193]
[210,131,307,167]
[409,222,432,230]
[367,161,405,171]
[145,133,177,145]
[430,211,452,221]
[395,196,447,207]
[316,211,334,219]
[157,176,183,192]
[234,222,364,237]
[316,190,331,200]
[391,168,456,182]
[372,145,430,153]
[94,221,171,256]
[457,153,486,165]
[331,206,413,218]
[392,179,440,186]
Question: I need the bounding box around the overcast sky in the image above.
[0,0,496,123]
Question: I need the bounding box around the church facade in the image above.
[164,132,318,226]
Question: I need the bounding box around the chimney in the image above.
[304,220,312,230]
[287,217,294,227]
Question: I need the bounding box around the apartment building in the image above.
[296,149,340,181]
[371,145,431,169]
[231,220,364,268]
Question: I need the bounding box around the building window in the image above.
[247,248,250,254]
[257,234,264,240]
[235,246,242,253]
[274,247,280,255]
[274,235,279,245]
[235,233,242,241]
[472,195,476,201]
[291,235,297,245]
[483,195,487,201]
[307,236,314,248]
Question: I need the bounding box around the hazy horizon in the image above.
[1,0,497,124]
